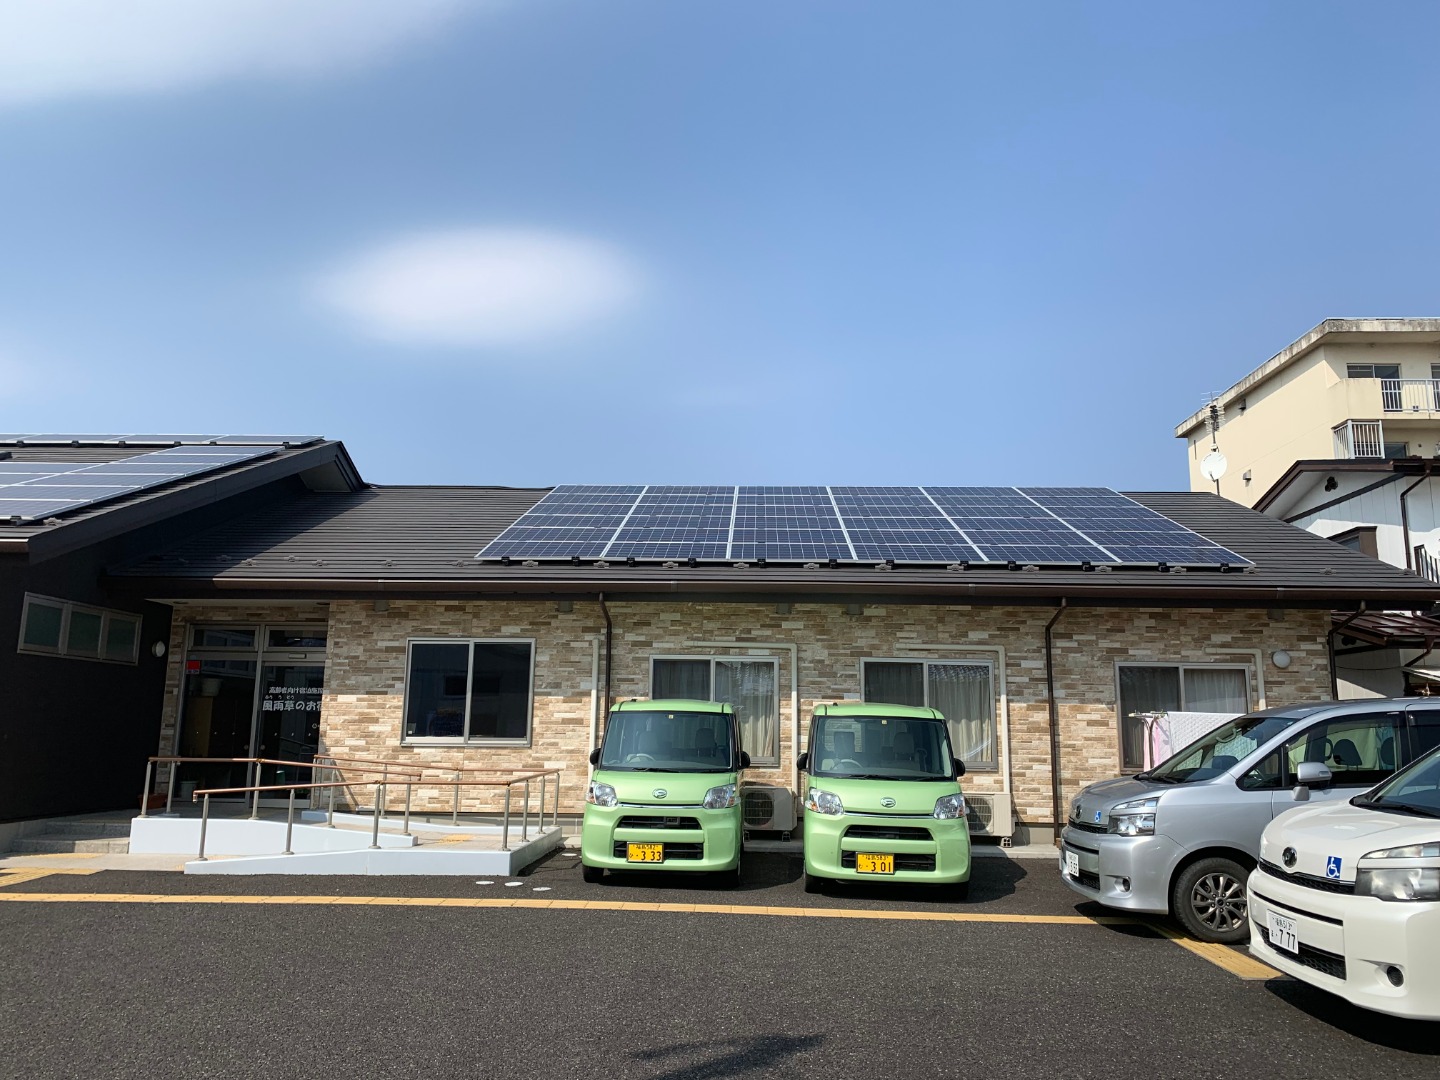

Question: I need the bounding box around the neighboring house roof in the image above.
[1333,610,1440,649]
[1174,318,1440,438]
[0,439,363,561]
[107,486,1440,608]
[1252,458,1430,519]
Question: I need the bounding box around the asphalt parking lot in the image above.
[1,852,1436,1080]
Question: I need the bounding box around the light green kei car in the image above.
[798,702,972,898]
[581,699,750,886]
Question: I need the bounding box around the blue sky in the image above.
[3,1,1439,489]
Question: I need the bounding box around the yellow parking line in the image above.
[1152,925,1278,981]
[0,889,1141,927]
[0,869,100,887]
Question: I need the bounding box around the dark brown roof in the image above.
[106,486,1440,608]
[1,440,363,560]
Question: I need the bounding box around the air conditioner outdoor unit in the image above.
[741,784,797,835]
[964,792,1014,840]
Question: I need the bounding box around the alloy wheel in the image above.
[1190,871,1246,932]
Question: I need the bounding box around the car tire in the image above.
[714,865,741,890]
[947,880,971,902]
[1171,856,1250,943]
[581,864,604,884]
[803,872,823,894]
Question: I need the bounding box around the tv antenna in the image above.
[1199,393,1227,494]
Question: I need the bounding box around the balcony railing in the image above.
[1379,379,1440,413]
[1334,419,1385,458]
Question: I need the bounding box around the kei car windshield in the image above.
[598,710,735,773]
[810,715,954,781]
[1360,745,1440,817]
[1145,714,1303,784]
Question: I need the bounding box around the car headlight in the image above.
[933,793,967,820]
[1356,843,1440,902]
[703,783,737,809]
[1108,796,1159,837]
[804,788,844,816]
[586,781,618,808]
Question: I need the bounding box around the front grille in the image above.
[841,852,937,872]
[845,825,932,841]
[1258,860,1356,895]
[1294,943,1347,981]
[615,815,701,831]
[1068,819,1108,835]
[612,841,703,860]
[1068,868,1100,890]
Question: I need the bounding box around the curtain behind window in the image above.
[863,662,926,707]
[715,660,779,765]
[929,664,995,769]
[653,659,710,700]
[1117,667,1182,769]
[1183,668,1249,714]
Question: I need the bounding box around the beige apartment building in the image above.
[1175,318,1440,504]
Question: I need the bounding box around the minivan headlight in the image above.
[933,793,967,820]
[703,783,737,809]
[586,781,618,808]
[1356,843,1440,901]
[804,788,844,816]
[1109,796,1159,837]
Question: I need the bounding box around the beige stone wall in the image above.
[287,599,1331,827]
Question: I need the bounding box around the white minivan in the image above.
[1248,743,1440,1020]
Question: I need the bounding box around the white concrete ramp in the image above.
[129,811,564,876]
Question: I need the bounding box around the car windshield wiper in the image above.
[1369,800,1440,818]
[834,773,908,781]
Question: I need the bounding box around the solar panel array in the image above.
[0,433,321,447]
[476,486,1249,567]
[0,445,277,523]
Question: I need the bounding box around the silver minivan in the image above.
[1060,699,1440,942]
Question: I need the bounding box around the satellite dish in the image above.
[1201,451,1228,483]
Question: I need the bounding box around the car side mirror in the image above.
[796,752,809,772]
[588,748,601,766]
[739,751,752,769]
[953,757,966,779]
[1292,760,1331,800]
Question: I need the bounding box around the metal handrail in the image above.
[142,755,420,821]
[186,768,563,861]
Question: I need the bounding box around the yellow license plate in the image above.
[626,842,664,863]
[856,852,894,874]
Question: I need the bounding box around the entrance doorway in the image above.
[177,623,328,799]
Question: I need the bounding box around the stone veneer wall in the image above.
[302,599,1330,826]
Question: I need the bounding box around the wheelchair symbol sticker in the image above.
[1325,855,1343,879]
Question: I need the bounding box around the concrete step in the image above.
[26,820,133,839]
[9,837,130,854]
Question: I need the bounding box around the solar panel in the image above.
[0,445,276,523]
[0,433,322,447]
[474,485,1251,567]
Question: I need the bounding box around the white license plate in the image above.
[1064,850,1079,878]
[1266,910,1298,954]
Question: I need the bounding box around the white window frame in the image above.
[649,654,782,766]
[1114,661,1253,771]
[859,657,999,773]
[17,592,141,665]
[402,637,535,746]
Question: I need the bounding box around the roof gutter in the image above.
[1399,465,1433,571]
[1329,604,1368,699]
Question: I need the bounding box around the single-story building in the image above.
[6,434,1439,845]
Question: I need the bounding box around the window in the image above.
[1327,526,1378,559]
[1409,707,1440,761]
[1281,710,1401,788]
[651,656,780,765]
[1116,664,1250,771]
[862,659,997,771]
[1347,363,1401,379]
[403,639,534,743]
[18,594,141,664]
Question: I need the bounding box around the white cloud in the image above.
[0,0,475,107]
[314,228,643,348]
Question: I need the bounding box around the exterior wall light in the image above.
[150,640,167,658]
[1271,650,1292,669]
